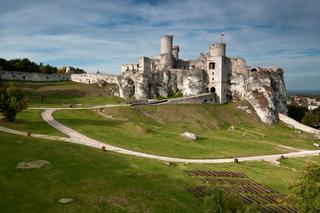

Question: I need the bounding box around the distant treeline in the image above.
[0,58,86,74]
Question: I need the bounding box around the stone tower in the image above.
[159,34,174,69]
[207,43,228,104]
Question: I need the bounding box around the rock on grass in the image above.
[180,132,197,141]
[16,160,50,169]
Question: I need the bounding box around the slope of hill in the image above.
[1,81,124,107]
[53,102,317,159]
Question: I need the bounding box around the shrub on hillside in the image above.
[288,105,307,122]
[204,187,260,213]
[289,163,320,212]
[302,109,320,129]
[0,84,28,122]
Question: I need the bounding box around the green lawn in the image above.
[53,103,318,159]
[2,81,126,107]
[0,109,64,136]
[0,132,318,212]
[0,132,202,212]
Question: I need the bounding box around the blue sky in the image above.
[0,0,319,90]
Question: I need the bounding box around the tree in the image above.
[302,109,320,128]
[288,105,307,122]
[290,163,320,212]
[0,84,28,122]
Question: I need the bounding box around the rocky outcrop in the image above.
[119,77,135,98]
[119,64,287,125]
[182,68,208,96]
[244,68,287,124]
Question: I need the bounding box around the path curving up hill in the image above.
[0,103,319,164]
[39,107,320,164]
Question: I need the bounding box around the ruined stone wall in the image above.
[70,73,119,84]
[0,70,120,85]
[0,70,70,81]
[121,64,140,73]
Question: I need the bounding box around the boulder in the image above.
[180,132,197,141]
[16,160,49,169]
[58,198,73,204]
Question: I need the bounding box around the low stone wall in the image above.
[0,70,120,84]
[0,70,70,81]
[70,73,119,84]
[166,93,216,104]
[279,113,320,135]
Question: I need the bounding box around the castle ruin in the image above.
[118,34,288,124]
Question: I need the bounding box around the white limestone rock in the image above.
[243,68,287,124]
[135,74,150,100]
[58,198,73,204]
[119,78,135,98]
[16,160,50,169]
[182,69,207,97]
[181,132,197,141]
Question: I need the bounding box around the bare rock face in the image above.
[119,78,135,98]
[135,74,150,100]
[230,73,246,100]
[152,70,177,97]
[244,68,287,124]
[182,69,208,97]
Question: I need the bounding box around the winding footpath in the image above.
[1,103,320,164]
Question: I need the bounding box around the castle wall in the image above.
[0,70,119,85]
[70,73,119,84]
[0,70,70,81]
[121,64,140,73]
[172,46,179,61]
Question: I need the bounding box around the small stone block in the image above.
[280,155,285,159]
[101,146,106,151]
[27,132,32,137]
[234,158,239,163]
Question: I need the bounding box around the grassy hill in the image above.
[0,131,319,212]
[1,81,125,107]
[54,103,318,159]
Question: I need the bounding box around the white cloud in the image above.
[0,0,319,90]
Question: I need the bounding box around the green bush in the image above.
[0,84,28,121]
[288,105,307,122]
[302,109,320,128]
[205,188,248,213]
[290,162,320,212]
[204,187,262,213]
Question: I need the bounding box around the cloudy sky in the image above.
[0,0,319,90]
